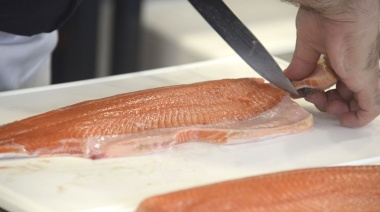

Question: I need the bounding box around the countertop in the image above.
[0,56,379,212]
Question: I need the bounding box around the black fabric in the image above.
[0,0,83,36]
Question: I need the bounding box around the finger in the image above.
[349,99,360,112]
[326,89,344,102]
[340,110,378,128]
[306,88,352,113]
[335,80,354,101]
[284,39,321,81]
[340,86,380,128]
[325,100,350,117]
[305,90,327,112]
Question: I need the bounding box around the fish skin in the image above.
[137,165,380,212]
[0,78,312,159]
[292,56,338,97]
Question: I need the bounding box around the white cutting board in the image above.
[0,56,379,212]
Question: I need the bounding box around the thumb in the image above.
[284,39,321,81]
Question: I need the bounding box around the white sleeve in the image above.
[0,30,58,91]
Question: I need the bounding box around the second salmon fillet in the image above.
[0,78,313,159]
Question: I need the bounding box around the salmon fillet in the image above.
[137,165,380,212]
[0,78,313,159]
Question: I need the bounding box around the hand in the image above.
[284,1,380,127]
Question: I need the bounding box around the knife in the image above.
[188,0,298,95]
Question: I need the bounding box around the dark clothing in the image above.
[0,0,83,36]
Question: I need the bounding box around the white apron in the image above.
[0,31,58,91]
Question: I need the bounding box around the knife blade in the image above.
[189,0,298,95]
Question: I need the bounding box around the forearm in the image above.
[0,0,83,36]
[282,0,377,16]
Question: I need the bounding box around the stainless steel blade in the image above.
[189,0,298,95]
